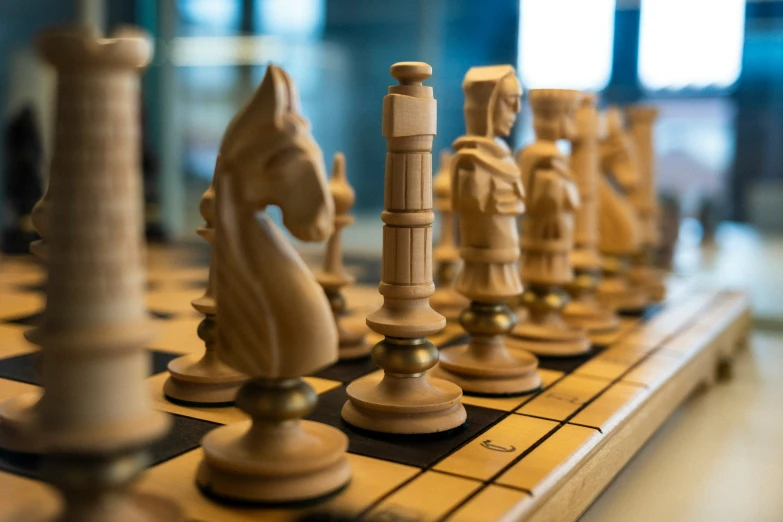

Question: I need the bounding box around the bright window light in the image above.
[639,0,745,90]
[257,0,325,37]
[518,0,616,90]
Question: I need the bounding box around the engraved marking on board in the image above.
[481,439,516,452]
[545,392,583,405]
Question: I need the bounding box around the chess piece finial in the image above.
[562,93,619,335]
[595,106,649,313]
[626,104,667,302]
[510,88,591,357]
[430,149,469,320]
[197,65,350,503]
[434,65,541,395]
[163,176,248,405]
[342,61,466,434]
[33,26,181,521]
[316,152,373,360]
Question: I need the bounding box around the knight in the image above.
[435,65,541,396]
[510,88,591,357]
[196,65,351,504]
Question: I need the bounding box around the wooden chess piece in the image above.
[435,65,541,395]
[342,62,467,433]
[164,178,248,405]
[197,65,351,504]
[0,128,50,453]
[32,26,181,521]
[562,93,619,334]
[626,104,667,302]
[595,107,649,313]
[316,152,373,360]
[511,89,590,357]
[430,149,469,321]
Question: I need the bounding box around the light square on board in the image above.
[148,316,204,355]
[0,469,60,520]
[496,424,601,495]
[461,368,563,412]
[622,352,685,390]
[447,484,533,522]
[570,381,648,433]
[137,449,419,522]
[516,374,610,422]
[365,470,482,522]
[574,342,651,381]
[434,414,557,481]
[146,287,204,317]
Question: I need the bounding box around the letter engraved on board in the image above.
[481,439,516,452]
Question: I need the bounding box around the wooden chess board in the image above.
[0,245,751,522]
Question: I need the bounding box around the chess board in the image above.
[0,245,751,522]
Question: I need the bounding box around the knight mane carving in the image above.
[213,65,337,379]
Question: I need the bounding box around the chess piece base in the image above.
[628,266,667,302]
[562,299,619,333]
[337,316,373,360]
[596,277,649,314]
[436,339,541,395]
[506,336,591,358]
[198,419,350,504]
[0,390,43,453]
[343,372,466,434]
[164,352,247,405]
[430,286,469,322]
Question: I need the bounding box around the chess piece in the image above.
[595,107,649,313]
[626,104,666,301]
[435,65,541,395]
[0,114,50,453]
[562,93,619,334]
[342,62,466,433]
[430,149,469,321]
[197,65,351,504]
[316,152,373,360]
[32,27,181,521]
[164,178,248,405]
[511,89,590,357]
[2,105,44,254]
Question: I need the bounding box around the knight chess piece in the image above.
[31,26,181,521]
[164,177,248,405]
[316,152,373,360]
[430,149,469,321]
[595,107,649,314]
[510,89,591,357]
[196,65,351,504]
[562,93,619,335]
[434,65,541,395]
[342,62,467,433]
[626,104,667,302]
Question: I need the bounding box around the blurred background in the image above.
[1,0,782,323]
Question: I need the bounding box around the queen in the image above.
[435,65,541,396]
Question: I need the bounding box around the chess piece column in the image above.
[562,93,619,334]
[0,149,50,453]
[430,149,469,321]
[32,27,181,520]
[434,66,541,395]
[164,178,248,404]
[316,152,373,360]
[627,104,666,302]
[342,62,466,434]
[196,65,350,504]
[511,89,590,357]
[595,107,649,313]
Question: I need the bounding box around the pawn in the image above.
[511,89,590,357]
[197,65,350,504]
[164,178,248,405]
[316,152,373,360]
[434,66,541,395]
[430,149,469,321]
